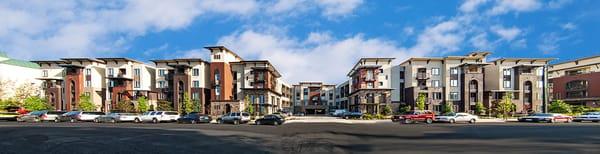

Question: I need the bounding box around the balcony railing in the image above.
[416,73,430,80]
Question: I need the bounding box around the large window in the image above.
[159,69,166,77]
[108,68,114,76]
[366,70,374,80]
[450,80,458,87]
[503,69,512,88]
[432,80,441,87]
[85,68,91,75]
[42,70,48,77]
[134,81,140,88]
[449,92,459,100]
[432,92,442,100]
[134,68,140,76]
[432,68,440,76]
[158,81,165,88]
[193,81,200,88]
[450,68,458,75]
[192,68,199,76]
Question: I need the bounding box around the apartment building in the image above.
[548,55,600,107]
[335,80,350,110]
[280,83,293,113]
[98,58,157,112]
[151,59,211,113]
[59,58,106,111]
[398,52,489,113]
[483,58,553,113]
[207,46,289,116]
[347,58,395,114]
[0,53,42,100]
[31,60,68,110]
[292,82,336,114]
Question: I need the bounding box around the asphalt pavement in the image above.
[0,121,599,154]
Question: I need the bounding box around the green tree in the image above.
[416,93,426,110]
[0,99,19,111]
[244,95,254,115]
[474,102,486,115]
[137,96,149,113]
[116,100,135,112]
[572,105,586,114]
[495,93,514,120]
[23,96,50,111]
[157,100,173,111]
[442,102,453,114]
[381,105,392,116]
[78,94,96,111]
[183,93,193,114]
[398,105,411,113]
[149,104,155,111]
[548,100,572,114]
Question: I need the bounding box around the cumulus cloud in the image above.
[460,0,490,13]
[491,25,521,41]
[265,0,363,18]
[561,22,577,30]
[487,0,542,15]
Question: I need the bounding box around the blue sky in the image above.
[1,0,599,83]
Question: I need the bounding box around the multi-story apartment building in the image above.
[398,52,489,113]
[31,60,67,110]
[347,58,395,114]
[151,59,211,113]
[207,46,289,116]
[98,58,157,112]
[1,53,42,100]
[280,83,293,113]
[292,82,336,114]
[549,55,600,107]
[335,80,350,110]
[483,58,553,113]
[59,58,106,111]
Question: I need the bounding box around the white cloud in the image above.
[460,0,490,13]
[561,22,576,30]
[547,0,572,9]
[537,32,568,54]
[491,25,521,41]
[470,33,494,50]
[265,0,363,18]
[316,0,364,18]
[403,27,415,35]
[487,0,542,15]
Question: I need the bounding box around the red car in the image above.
[392,110,436,124]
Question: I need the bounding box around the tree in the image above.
[495,93,515,120]
[116,100,135,112]
[0,99,19,111]
[23,96,50,111]
[244,95,254,115]
[137,96,149,113]
[157,100,173,111]
[0,79,13,100]
[416,93,426,110]
[474,102,486,115]
[548,100,572,114]
[398,105,411,113]
[183,93,193,114]
[78,94,96,111]
[381,105,392,116]
[442,102,453,114]
[13,82,39,103]
[572,105,586,114]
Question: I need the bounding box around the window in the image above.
[232,71,237,79]
[379,69,384,74]
[432,92,442,100]
[108,68,114,76]
[42,70,48,77]
[86,80,91,87]
[503,69,511,76]
[133,68,140,76]
[432,68,440,76]
[450,68,458,75]
[158,81,165,88]
[215,86,221,97]
[85,68,91,75]
[134,81,140,88]
[450,80,458,87]
[432,80,440,87]
[537,68,544,76]
[192,93,199,100]
[367,82,374,88]
[538,81,544,88]
[449,92,459,100]
[109,81,114,87]
[366,70,374,80]
[379,82,383,86]
[503,81,511,88]
[193,68,199,76]
[214,54,221,60]
[193,81,200,88]
[85,92,91,96]
[159,69,166,77]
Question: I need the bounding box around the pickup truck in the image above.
[392,110,435,124]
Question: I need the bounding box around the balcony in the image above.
[416,73,430,80]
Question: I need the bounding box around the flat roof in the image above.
[550,55,600,66]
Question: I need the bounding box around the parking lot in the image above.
[1,121,599,153]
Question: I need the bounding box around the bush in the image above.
[548,100,572,114]
[157,101,174,111]
[362,114,374,120]
[23,96,50,111]
[361,113,386,120]
[474,102,486,115]
[398,105,411,114]
[381,105,392,116]
[78,94,96,111]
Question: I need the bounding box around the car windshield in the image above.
[184,114,198,118]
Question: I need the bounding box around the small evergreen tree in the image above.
[474,102,486,115]
[244,95,254,115]
[23,96,50,111]
[78,94,96,111]
[416,93,426,110]
[137,96,149,113]
[183,93,193,114]
[381,105,392,116]
[495,93,514,120]
[549,100,572,114]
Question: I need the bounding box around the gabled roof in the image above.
[347,58,395,76]
[204,46,244,61]
[61,58,105,64]
[97,58,143,64]
[0,59,40,69]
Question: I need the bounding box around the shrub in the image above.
[137,96,149,113]
[381,105,392,116]
[474,102,486,115]
[548,100,572,114]
[157,101,174,111]
[398,105,411,114]
[78,94,96,111]
[23,96,50,111]
[442,102,453,114]
[416,93,426,110]
[362,114,374,120]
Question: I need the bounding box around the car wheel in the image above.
[54,118,60,123]
[274,121,279,125]
[34,117,40,123]
[425,118,433,124]
[218,119,223,124]
[469,119,476,124]
[256,121,261,125]
[403,119,412,124]
[548,119,555,123]
[70,118,76,123]
[191,120,197,124]
[94,119,99,123]
[152,118,158,124]
[234,120,240,125]
[566,118,572,123]
[449,119,456,124]
[111,119,117,123]
[134,118,141,123]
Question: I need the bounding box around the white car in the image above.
[135,111,180,123]
[435,112,478,123]
[574,112,600,122]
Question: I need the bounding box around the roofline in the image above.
[150,58,209,64]
[204,46,244,61]
[60,58,105,64]
[30,60,69,64]
[489,58,556,63]
[96,58,143,64]
[550,55,600,66]
[347,58,395,77]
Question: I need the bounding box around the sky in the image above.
[1,0,599,84]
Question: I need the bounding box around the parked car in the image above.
[393,110,435,124]
[293,112,305,116]
[341,111,363,119]
[94,113,140,123]
[136,111,180,123]
[41,111,67,122]
[518,113,572,123]
[573,112,600,122]
[272,112,288,119]
[332,109,348,117]
[435,112,478,123]
[17,111,45,122]
[0,112,20,121]
[255,114,285,125]
[216,112,251,125]
[59,111,105,122]
[177,112,212,124]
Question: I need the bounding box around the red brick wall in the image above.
[210,62,233,101]
[64,68,83,111]
[551,72,600,100]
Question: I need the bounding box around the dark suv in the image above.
[392,110,435,124]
